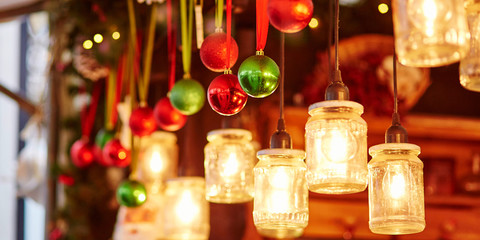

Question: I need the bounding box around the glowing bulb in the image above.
[269,167,291,212]
[309,18,319,29]
[390,174,406,199]
[222,153,239,177]
[321,128,356,163]
[378,3,389,14]
[93,33,103,43]
[176,191,199,224]
[83,40,93,49]
[112,31,120,40]
[422,0,437,20]
[149,150,164,174]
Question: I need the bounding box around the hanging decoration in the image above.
[207,0,248,116]
[128,1,158,136]
[368,53,425,235]
[200,0,239,72]
[70,82,103,168]
[103,138,131,167]
[267,0,314,33]
[154,0,188,131]
[460,1,480,92]
[305,0,367,194]
[116,179,148,207]
[194,0,205,48]
[392,0,469,67]
[169,0,206,115]
[237,0,280,98]
[253,34,309,239]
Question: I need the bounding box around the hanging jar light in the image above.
[137,131,178,188]
[460,0,480,91]
[204,128,255,203]
[368,54,425,235]
[253,33,309,239]
[163,177,210,239]
[392,0,469,67]
[305,0,367,194]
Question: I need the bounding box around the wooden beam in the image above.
[0,82,39,116]
[0,1,45,21]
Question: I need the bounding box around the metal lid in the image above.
[308,100,364,114]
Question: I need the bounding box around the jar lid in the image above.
[207,128,252,141]
[165,176,205,186]
[369,143,420,155]
[308,100,364,114]
[257,148,306,159]
[150,131,177,141]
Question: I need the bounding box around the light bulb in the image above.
[390,173,406,200]
[268,167,291,212]
[321,128,357,163]
[176,191,199,224]
[407,0,452,36]
[221,153,240,178]
[149,149,164,174]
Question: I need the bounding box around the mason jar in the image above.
[204,129,255,203]
[460,0,480,91]
[305,100,368,194]
[253,149,309,239]
[392,0,469,67]
[368,143,425,235]
[163,177,210,240]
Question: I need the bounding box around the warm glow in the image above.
[269,168,291,212]
[309,18,319,29]
[149,150,164,174]
[390,174,406,199]
[93,33,103,43]
[175,191,199,224]
[83,40,93,49]
[321,129,355,163]
[137,191,147,202]
[294,3,310,16]
[378,3,389,14]
[112,31,120,40]
[118,151,127,160]
[222,153,240,177]
[423,0,437,20]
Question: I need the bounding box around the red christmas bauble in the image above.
[70,138,100,168]
[103,138,131,167]
[267,0,314,33]
[200,32,239,72]
[129,106,157,137]
[153,97,187,131]
[208,73,248,116]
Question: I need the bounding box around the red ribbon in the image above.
[112,54,125,127]
[226,0,232,69]
[81,81,102,138]
[256,0,269,51]
[167,0,176,90]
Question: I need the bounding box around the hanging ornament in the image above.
[153,97,187,131]
[129,106,157,137]
[238,53,280,98]
[238,0,279,98]
[103,138,131,167]
[95,129,115,148]
[169,78,205,115]
[208,73,248,115]
[267,0,314,33]
[116,180,148,207]
[200,32,239,72]
[70,138,101,168]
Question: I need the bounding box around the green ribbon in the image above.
[180,0,194,78]
[215,0,223,30]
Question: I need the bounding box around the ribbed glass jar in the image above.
[204,129,255,203]
[163,177,210,240]
[460,1,480,91]
[305,100,368,194]
[368,143,425,235]
[137,131,178,187]
[253,149,309,239]
[392,0,469,67]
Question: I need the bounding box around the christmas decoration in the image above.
[153,97,187,131]
[208,73,248,115]
[103,138,131,167]
[70,138,101,168]
[116,180,148,207]
[95,128,115,148]
[129,106,157,136]
[200,32,239,72]
[169,78,206,115]
[238,53,280,98]
[267,0,314,33]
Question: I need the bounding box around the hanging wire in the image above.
[327,0,333,79]
[334,0,340,72]
[393,49,398,115]
[280,33,285,120]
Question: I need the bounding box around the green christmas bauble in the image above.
[238,54,280,98]
[95,129,115,148]
[116,180,147,207]
[169,78,206,115]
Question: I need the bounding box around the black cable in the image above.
[280,33,285,120]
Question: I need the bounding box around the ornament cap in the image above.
[224,69,232,75]
[215,27,223,33]
[385,113,409,143]
[325,70,349,101]
[256,50,264,56]
[183,72,191,79]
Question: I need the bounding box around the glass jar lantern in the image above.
[253,149,309,239]
[460,1,480,91]
[392,0,469,67]
[305,100,368,194]
[368,143,425,235]
[163,177,210,240]
[138,131,178,186]
[204,129,255,203]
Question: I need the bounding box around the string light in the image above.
[93,33,103,43]
[83,40,93,49]
[309,17,319,28]
[378,3,389,14]
[112,31,121,40]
